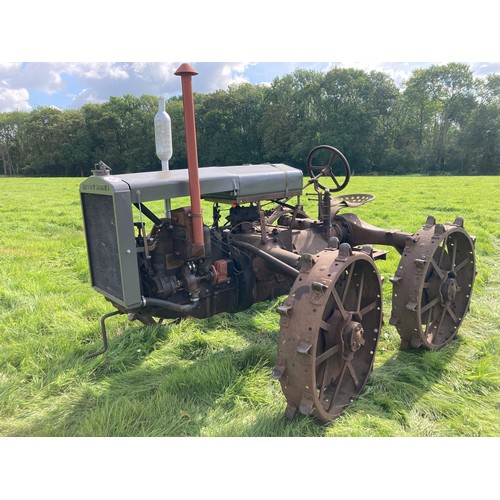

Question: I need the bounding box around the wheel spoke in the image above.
[320,320,330,331]
[327,152,337,169]
[359,301,377,318]
[331,175,340,188]
[346,361,360,388]
[424,304,434,337]
[328,362,347,411]
[356,271,365,313]
[342,262,355,303]
[445,304,459,324]
[421,296,440,314]
[438,237,448,267]
[429,307,447,342]
[454,257,470,273]
[318,361,330,401]
[315,344,340,366]
[449,240,457,269]
[430,258,446,280]
[332,288,349,319]
[322,297,337,325]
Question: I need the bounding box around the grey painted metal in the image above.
[80,176,143,310]
[81,163,303,204]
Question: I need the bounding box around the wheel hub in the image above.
[440,273,458,304]
[346,321,365,352]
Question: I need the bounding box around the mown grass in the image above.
[0,175,499,437]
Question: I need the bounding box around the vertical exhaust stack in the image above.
[175,63,205,255]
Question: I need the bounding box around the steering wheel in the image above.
[306,145,351,192]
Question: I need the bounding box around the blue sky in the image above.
[1,61,499,112]
[2,2,497,113]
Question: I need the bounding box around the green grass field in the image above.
[0,175,499,437]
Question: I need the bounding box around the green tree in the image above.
[58,110,92,176]
[168,95,189,169]
[23,107,93,176]
[320,68,398,173]
[261,69,323,168]
[197,83,266,166]
[81,94,159,175]
[460,74,500,174]
[0,111,29,175]
[400,63,476,173]
[23,107,66,175]
[1,63,498,178]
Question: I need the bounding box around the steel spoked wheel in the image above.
[390,217,476,350]
[274,244,382,423]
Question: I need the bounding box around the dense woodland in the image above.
[1,63,499,177]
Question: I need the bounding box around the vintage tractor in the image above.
[80,64,476,422]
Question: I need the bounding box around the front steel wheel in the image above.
[274,244,382,423]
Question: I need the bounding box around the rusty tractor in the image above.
[80,64,476,422]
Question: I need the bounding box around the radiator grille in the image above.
[81,193,123,300]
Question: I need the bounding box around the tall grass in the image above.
[0,175,499,437]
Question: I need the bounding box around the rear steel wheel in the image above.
[390,216,476,350]
[274,244,382,423]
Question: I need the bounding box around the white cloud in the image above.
[130,62,178,84]
[470,62,500,77]
[0,62,22,76]
[326,62,500,87]
[67,63,131,80]
[324,62,439,87]
[67,62,250,108]
[7,63,65,93]
[192,62,250,93]
[68,62,178,108]
[72,88,103,106]
[0,86,31,112]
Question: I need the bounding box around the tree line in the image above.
[1,63,499,177]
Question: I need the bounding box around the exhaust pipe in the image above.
[175,63,205,253]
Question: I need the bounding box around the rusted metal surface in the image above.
[306,145,351,192]
[275,243,382,422]
[390,216,476,350]
[174,63,204,251]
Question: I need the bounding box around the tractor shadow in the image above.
[14,306,461,437]
[340,334,463,431]
[11,311,279,436]
[235,335,462,436]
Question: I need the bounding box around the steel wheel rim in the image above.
[312,257,382,420]
[417,229,475,348]
[391,221,476,350]
[276,247,382,423]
